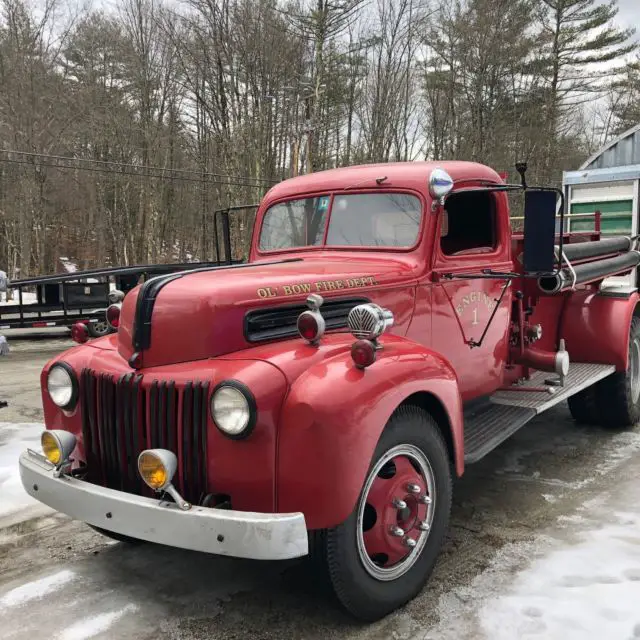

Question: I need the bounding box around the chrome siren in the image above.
[347,303,394,341]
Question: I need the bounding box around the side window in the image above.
[440,191,497,256]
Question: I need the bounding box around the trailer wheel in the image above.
[567,387,599,425]
[88,525,144,545]
[87,321,112,338]
[322,405,452,621]
[595,314,640,428]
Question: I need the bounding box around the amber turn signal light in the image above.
[137,449,177,491]
[41,430,77,465]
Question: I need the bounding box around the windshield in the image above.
[258,192,422,251]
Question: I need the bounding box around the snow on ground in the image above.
[58,604,139,640]
[58,257,78,273]
[479,487,640,640]
[0,570,75,608]
[420,451,640,640]
[0,422,52,525]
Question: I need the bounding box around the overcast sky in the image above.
[618,0,640,32]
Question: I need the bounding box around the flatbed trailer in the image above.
[0,204,256,335]
[0,262,236,335]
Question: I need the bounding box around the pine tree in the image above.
[611,57,640,133]
[538,0,636,171]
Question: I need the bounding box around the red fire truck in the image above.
[18,161,640,621]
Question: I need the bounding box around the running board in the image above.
[464,363,615,463]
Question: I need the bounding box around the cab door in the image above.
[430,188,513,402]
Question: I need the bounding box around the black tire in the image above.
[321,405,452,622]
[567,386,599,425]
[87,320,113,338]
[88,524,145,545]
[594,314,640,428]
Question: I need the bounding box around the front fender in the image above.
[560,290,640,371]
[276,336,463,530]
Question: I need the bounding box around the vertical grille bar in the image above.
[80,370,93,457]
[150,381,159,448]
[85,369,103,484]
[192,382,202,502]
[131,374,144,494]
[104,375,118,488]
[98,375,109,484]
[120,373,135,490]
[158,382,167,448]
[199,382,209,496]
[182,382,193,501]
[167,382,176,453]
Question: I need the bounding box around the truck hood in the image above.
[116,254,419,368]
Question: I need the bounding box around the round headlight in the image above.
[210,382,256,439]
[47,363,78,410]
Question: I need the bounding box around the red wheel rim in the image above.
[356,444,436,581]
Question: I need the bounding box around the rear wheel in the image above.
[322,405,452,621]
[87,320,112,338]
[594,314,640,428]
[567,386,599,425]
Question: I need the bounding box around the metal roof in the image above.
[580,122,640,170]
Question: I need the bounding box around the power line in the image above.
[0,149,278,188]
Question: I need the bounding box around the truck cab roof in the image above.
[262,160,504,202]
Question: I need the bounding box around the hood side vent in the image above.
[245,297,369,343]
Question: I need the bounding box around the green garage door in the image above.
[569,200,633,235]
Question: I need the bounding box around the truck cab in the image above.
[19,160,640,622]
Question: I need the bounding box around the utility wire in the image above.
[0,149,278,188]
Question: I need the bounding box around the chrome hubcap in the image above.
[631,337,640,404]
[356,444,436,581]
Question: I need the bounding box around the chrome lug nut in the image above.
[419,495,432,505]
[390,526,404,537]
[418,520,430,531]
[392,498,407,509]
[406,483,421,494]
[403,537,417,548]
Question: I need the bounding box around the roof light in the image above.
[428,167,454,203]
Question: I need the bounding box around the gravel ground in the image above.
[1,338,639,639]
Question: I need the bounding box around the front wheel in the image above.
[322,405,452,621]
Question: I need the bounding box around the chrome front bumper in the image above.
[19,450,308,560]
